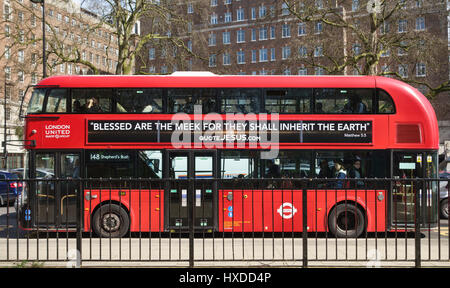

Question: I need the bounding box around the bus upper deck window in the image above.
[315,88,372,114]
[265,89,311,113]
[220,88,260,113]
[71,89,112,113]
[377,89,395,114]
[117,88,163,113]
[45,89,67,113]
[27,88,46,114]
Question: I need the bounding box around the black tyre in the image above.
[329,203,365,238]
[441,199,449,219]
[92,204,130,238]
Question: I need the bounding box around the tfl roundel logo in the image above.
[277,203,297,219]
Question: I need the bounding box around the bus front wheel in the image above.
[92,204,130,238]
[328,203,365,238]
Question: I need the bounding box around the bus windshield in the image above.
[27,88,47,114]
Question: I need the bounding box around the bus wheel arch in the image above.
[328,201,366,238]
[91,202,130,238]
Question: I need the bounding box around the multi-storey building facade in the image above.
[0,0,119,169]
[138,0,449,120]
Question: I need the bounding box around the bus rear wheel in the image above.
[329,203,365,238]
[92,204,130,238]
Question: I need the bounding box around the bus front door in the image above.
[33,152,80,229]
[165,151,217,231]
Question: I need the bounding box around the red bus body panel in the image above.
[24,75,438,234]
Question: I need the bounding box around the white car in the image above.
[10,168,54,179]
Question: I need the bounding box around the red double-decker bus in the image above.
[18,73,439,238]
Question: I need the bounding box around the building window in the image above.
[352,43,361,55]
[298,22,306,35]
[209,54,217,67]
[314,45,323,57]
[416,63,426,77]
[259,27,268,40]
[237,8,244,21]
[210,13,218,24]
[282,46,291,59]
[398,64,408,78]
[315,67,324,75]
[283,68,291,75]
[415,17,425,31]
[380,45,390,57]
[224,12,232,23]
[149,48,155,60]
[398,41,408,56]
[298,66,307,75]
[315,21,323,34]
[223,31,231,44]
[5,87,11,100]
[5,67,11,81]
[3,4,11,20]
[282,24,291,38]
[18,71,24,83]
[5,25,10,37]
[211,0,217,7]
[259,5,266,18]
[237,51,245,64]
[209,33,216,46]
[31,73,37,85]
[380,22,390,34]
[251,7,256,20]
[259,48,268,62]
[223,53,231,65]
[236,30,245,43]
[299,46,307,58]
[251,50,257,63]
[5,46,10,59]
[270,48,276,61]
[187,3,194,14]
[5,108,11,121]
[270,26,276,39]
[352,0,359,11]
[282,3,290,15]
[315,0,323,9]
[251,28,257,41]
[398,19,407,33]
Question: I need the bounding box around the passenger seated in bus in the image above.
[85,97,102,113]
[332,159,347,188]
[316,102,325,113]
[266,161,281,178]
[348,157,364,188]
[73,100,83,113]
[342,95,367,114]
[317,159,331,188]
[142,99,162,113]
[202,99,216,114]
[318,159,332,177]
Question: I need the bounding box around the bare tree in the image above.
[82,0,203,75]
[281,0,449,99]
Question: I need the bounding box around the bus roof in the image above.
[36,75,378,89]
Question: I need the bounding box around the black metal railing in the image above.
[0,177,448,267]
